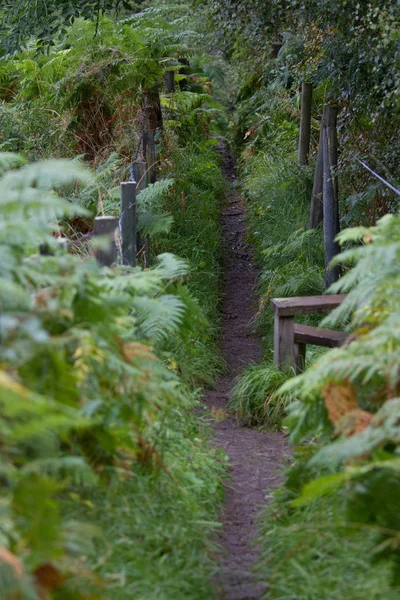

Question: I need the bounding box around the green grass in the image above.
[257,490,400,600]
[85,139,228,599]
[63,404,227,599]
[59,132,228,599]
[157,139,226,387]
[244,153,324,354]
[228,152,326,426]
[229,363,295,427]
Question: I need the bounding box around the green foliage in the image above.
[0,0,134,53]
[201,0,400,115]
[242,152,323,360]
[154,138,225,385]
[0,153,225,597]
[273,213,400,584]
[68,407,226,600]
[136,178,175,236]
[0,8,201,162]
[229,364,295,427]
[257,491,400,600]
[0,3,232,598]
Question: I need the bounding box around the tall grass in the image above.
[229,364,295,427]
[257,492,400,600]
[156,138,226,386]
[64,406,226,599]
[229,152,325,427]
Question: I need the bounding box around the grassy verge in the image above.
[64,404,226,599]
[257,489,399,600]
[65,136,228,598]
[228,82,400,599]
[229,130,326,428]
[158,138,226,387]
[0,62,228,600]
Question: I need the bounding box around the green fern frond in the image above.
[133,294,186,342]
[155,253,189,280]
[138,212,174,237]
[22,456,97,487]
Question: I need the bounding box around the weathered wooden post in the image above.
[131,159,150,268]
[93,216,118,266]
[141,136,154,268]
[165,70,175,93]
[131,159,147,193]
[273,312,296,370]
[322,104,340,288]
[141,85,164,269]
[308,119,324,229]
[120,181,136,267]
[143,129,157,185]
[146,86,163,132]
[298,82,312,165]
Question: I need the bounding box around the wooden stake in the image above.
[93,216,118,266]
[120,182,136,267]
[322,104,340,288]
[298,82,312,165]
[146,87,163,132]
[132,160,147,193]
[143,129,157,185]
[274,313,296,371]
[308,118,324,229]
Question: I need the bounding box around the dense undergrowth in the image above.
[199,0,400,597]
[2,0,400,597]
[0,4,229,598]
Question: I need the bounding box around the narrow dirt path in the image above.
[205,147,287,600]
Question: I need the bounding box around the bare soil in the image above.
[205,148,287,600]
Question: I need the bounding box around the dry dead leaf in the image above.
[122,342,155,363]
[322,381,358,427]
[33,563,64,599]
[335,408,374,437]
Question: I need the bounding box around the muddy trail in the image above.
[205,147,287,600]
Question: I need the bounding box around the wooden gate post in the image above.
[93,216,118,266]
[322,104,340,288]
[308,118,324,229]
[120,181,136,267]
[274,313,296,370]
[298,82,312,165]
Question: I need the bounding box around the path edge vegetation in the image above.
[0,5,230,598]
[201,1,400,598]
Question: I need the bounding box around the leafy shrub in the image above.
[242,153,323,360]
[275,213,400,584]
[0,153,225,598]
